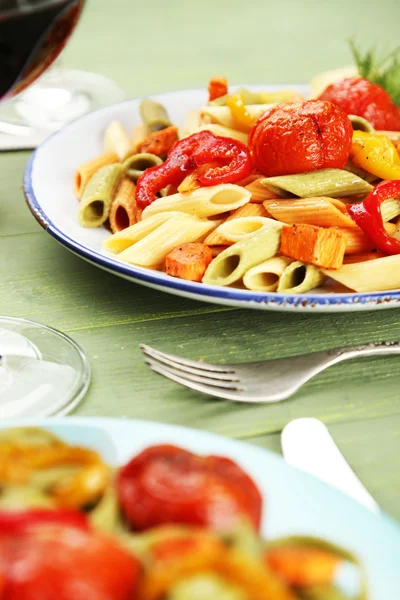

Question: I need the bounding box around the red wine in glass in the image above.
[0,0,85,100]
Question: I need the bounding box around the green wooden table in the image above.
[1,0,400,518]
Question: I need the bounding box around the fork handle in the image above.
[327,340,400,361]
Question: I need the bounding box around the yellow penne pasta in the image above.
[263,197,357,228]
[131,123,149,151]
[187,123,249,145]
[322,255,400,292]
[74,151,119,199]
[109,178,137,234]
[203,202,268,246]
[245,178,283,203]
[200,104,274,129]
[118,218,216,267]
[338,223,396,255]
[218,216,272,242]
[141,184,251,220]
[103,211,200,254]
[243,256,292,292]
[104,121,134,161]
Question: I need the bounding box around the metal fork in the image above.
[140,341,400,403]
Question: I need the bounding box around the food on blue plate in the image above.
[0,427,367,600]
[73,59,400,295]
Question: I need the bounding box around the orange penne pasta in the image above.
[203,202,268,246]
[244,177,283,203]
[338,222,396,255]
[109,178,137,233]
[74,151,119,199]
[263,196,357,228]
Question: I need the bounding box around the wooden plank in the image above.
[248,414,400,521]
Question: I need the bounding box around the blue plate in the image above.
[1,416,399,597]
[23,87,400,312]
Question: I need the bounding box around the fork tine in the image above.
[147,361,250,401]
[144,358,243,390]
[141,349,239,382]
[140,344,235,373]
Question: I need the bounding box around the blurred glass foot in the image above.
[0,67,125,138]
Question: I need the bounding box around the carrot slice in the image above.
[280,223,346,269]
[165,243,213,282]
[208,76,228,102]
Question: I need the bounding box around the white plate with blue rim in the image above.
[23,85,400,312]
[1,416,400,598]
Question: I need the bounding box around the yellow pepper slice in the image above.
[351,130,400,180]
[226,94,256,133]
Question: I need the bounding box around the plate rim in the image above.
[23,89,400,312]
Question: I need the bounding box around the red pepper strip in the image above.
[347,180,400,255]
[0,509,90,534]
[136,131,253,209]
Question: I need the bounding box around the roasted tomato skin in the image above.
[0,523,140,600]
[318,77,400,131]
[117,444,262,532]
[248,100,353,177]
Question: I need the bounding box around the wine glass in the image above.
[0,0,92,417]
[0,0,125,140]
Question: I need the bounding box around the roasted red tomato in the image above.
[0,510,140,600]
[248,100,353,177]
[117,445,262,532]
[318,77,400,131]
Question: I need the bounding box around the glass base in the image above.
[0,68,125,135]
[0,317,91,418]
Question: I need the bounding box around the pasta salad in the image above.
[74,71,400,295]
[0,427,367,599]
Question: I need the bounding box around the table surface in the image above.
[1,0,400,519]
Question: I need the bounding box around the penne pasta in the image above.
[78,164,123,228]
[182,109,202,136]
[322,255,400,292]
[140,99,172,132]
[381,198,400,222]
[104,121,134,161]
[131,122,148,151]
[187,123,249,145]
[118,218,215,267]
[123,153,163,182]
[343,252,387,264]
[209,88,304,106]
[74,151,119,199]
[245,178,283,203]
[218,216,273,242]
[338,223,396,254]
[103,211,200,254]
[203,202,268,246]
[109,178,137,234]
[375,130,400,145]
[277,260,326,293]
[261,169,374,199]
[200,104,275,129]
[348,115,375,132]
[263,197,357,228]
[141,184,252,220]
[243,256,292,292]
[202,219,283,287]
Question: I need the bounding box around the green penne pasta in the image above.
[277,261,326,293]
[123,152,163,182]
[381,198,400,221]
[103,211,200,253]
[78,164,123,228]
[140,99,172,132]
[348,114,375,132]
[344,160,379,184]
[261,169,374,198]
[202,219,282,287]
[243,256,291,292]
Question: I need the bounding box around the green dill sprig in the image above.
[349,40,400,105]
